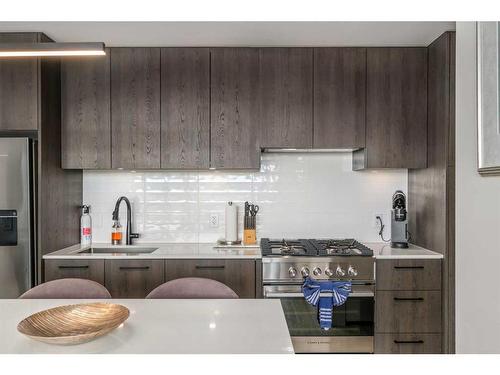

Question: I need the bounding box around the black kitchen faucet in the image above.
[112,196,139,245]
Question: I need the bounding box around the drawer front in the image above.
[44,259,105,284]
[165,259,256,298]
[375,333,442,354]
[105,260,164,298]
[376,259,442,291]
[375,291,442,333]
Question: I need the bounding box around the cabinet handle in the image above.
[394,340,424,344]
[195,265,225,270]
[58,265,89,270]
[393,297,424,301]
[119,266,150,270]
[394,266,424,270]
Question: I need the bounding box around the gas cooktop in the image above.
[260,238,373,257]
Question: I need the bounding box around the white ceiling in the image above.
[0,22,455,47]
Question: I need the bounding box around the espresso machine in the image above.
[391,190,409,248]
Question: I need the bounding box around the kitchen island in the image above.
[0,299,294,354]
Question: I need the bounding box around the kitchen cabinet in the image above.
[374,334,442,354]
[111,48,161,169]
[354,48,428,169]
[258,48,313,148]
[374,258,442,353]
[44,259,105,284]
[210,48,260,169]
[165,259,256,298]
[313,48,366,149]
[161,48,210,169]
[105,259,164,298]
[61,49,111,169]
[0,33,39,131]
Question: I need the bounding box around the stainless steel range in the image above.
[261,238,375,354]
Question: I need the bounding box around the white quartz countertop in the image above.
[0,299,293,354]
[365,242,444,259]
[43,243,261,260]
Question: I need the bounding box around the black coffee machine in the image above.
[391,190,409,248]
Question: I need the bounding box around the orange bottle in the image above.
[111,220,123,245]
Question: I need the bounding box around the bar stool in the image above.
[19,278,111,299]
[146,277,238,299]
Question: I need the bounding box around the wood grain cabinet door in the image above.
[161,48,210,169]
[258,48,313,148]
[61,50,111,169]
[356,48,427,169]
[111,48,161,169]
[105,259,164,298]
[210,48,260,169]
[44,259,105,284]
[313,48,366,149]
[0,33,38,131]
[376,259,442,291]
[375,333,442,354]
[165,259,256,298]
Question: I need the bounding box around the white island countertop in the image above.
[43,243,261,260]
[0,299,294,354]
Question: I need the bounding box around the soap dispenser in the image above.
[111,219,123,245]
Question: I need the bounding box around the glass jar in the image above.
[111,220,123,245]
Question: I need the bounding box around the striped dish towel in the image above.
[302,276,351,330]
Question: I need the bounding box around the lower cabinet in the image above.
[104,260,164,298]
[374,259,443,354]
[165,259,256,298]
[375,334,442,354]
[44,259,105,284]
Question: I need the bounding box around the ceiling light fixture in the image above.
[0,42,105,57]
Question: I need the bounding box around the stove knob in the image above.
[324,268,334,277]
[335,266,346,277]
[301,267,310,277]
[313,267,322,276]
[288,267,297,278]
[348,266,358,277]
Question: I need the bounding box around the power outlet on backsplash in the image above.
[209,214,219,228]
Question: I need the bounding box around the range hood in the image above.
[261,148,360,153]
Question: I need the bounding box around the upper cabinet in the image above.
[210,48,260,169]
[354,48,428,169]
[314,48,366,149]
[61,50,111,169]
[258,48,313,148]
[161,48,210,169]
[111,48,161,169]
[0,33,39,131]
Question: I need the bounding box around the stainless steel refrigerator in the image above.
[0,138,36,298]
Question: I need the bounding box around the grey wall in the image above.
[456,22,500,353]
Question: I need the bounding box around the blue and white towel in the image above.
[302,277,351,330]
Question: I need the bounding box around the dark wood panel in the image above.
[61,50,111,169]
[357,48,427,169]
[376,259,442,291]
[314,48,366,148]
[210,48,260,169]
[165,259,256,298]
[375,291,442,333]
[408,31,455,353]
[375,333,442,354]
[259,48,313,148]
[39,57,83,262]
[0,33,38,131]
[161,48,210,169]
[105,259,164,298]
[255,259,263,298]
[44,259,105,284]
[111,48,161,169]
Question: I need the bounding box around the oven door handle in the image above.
[263,291,374,298]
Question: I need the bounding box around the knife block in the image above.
[243,229,256,245]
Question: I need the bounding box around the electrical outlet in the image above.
[209,214,219,228]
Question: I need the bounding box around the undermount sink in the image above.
[81,247,158,254]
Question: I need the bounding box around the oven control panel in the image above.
[262,257,374,283]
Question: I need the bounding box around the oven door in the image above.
[264,284,374,353]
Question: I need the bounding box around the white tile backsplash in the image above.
[83,153,407,243]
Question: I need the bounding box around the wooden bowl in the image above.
[17,302,130,345]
